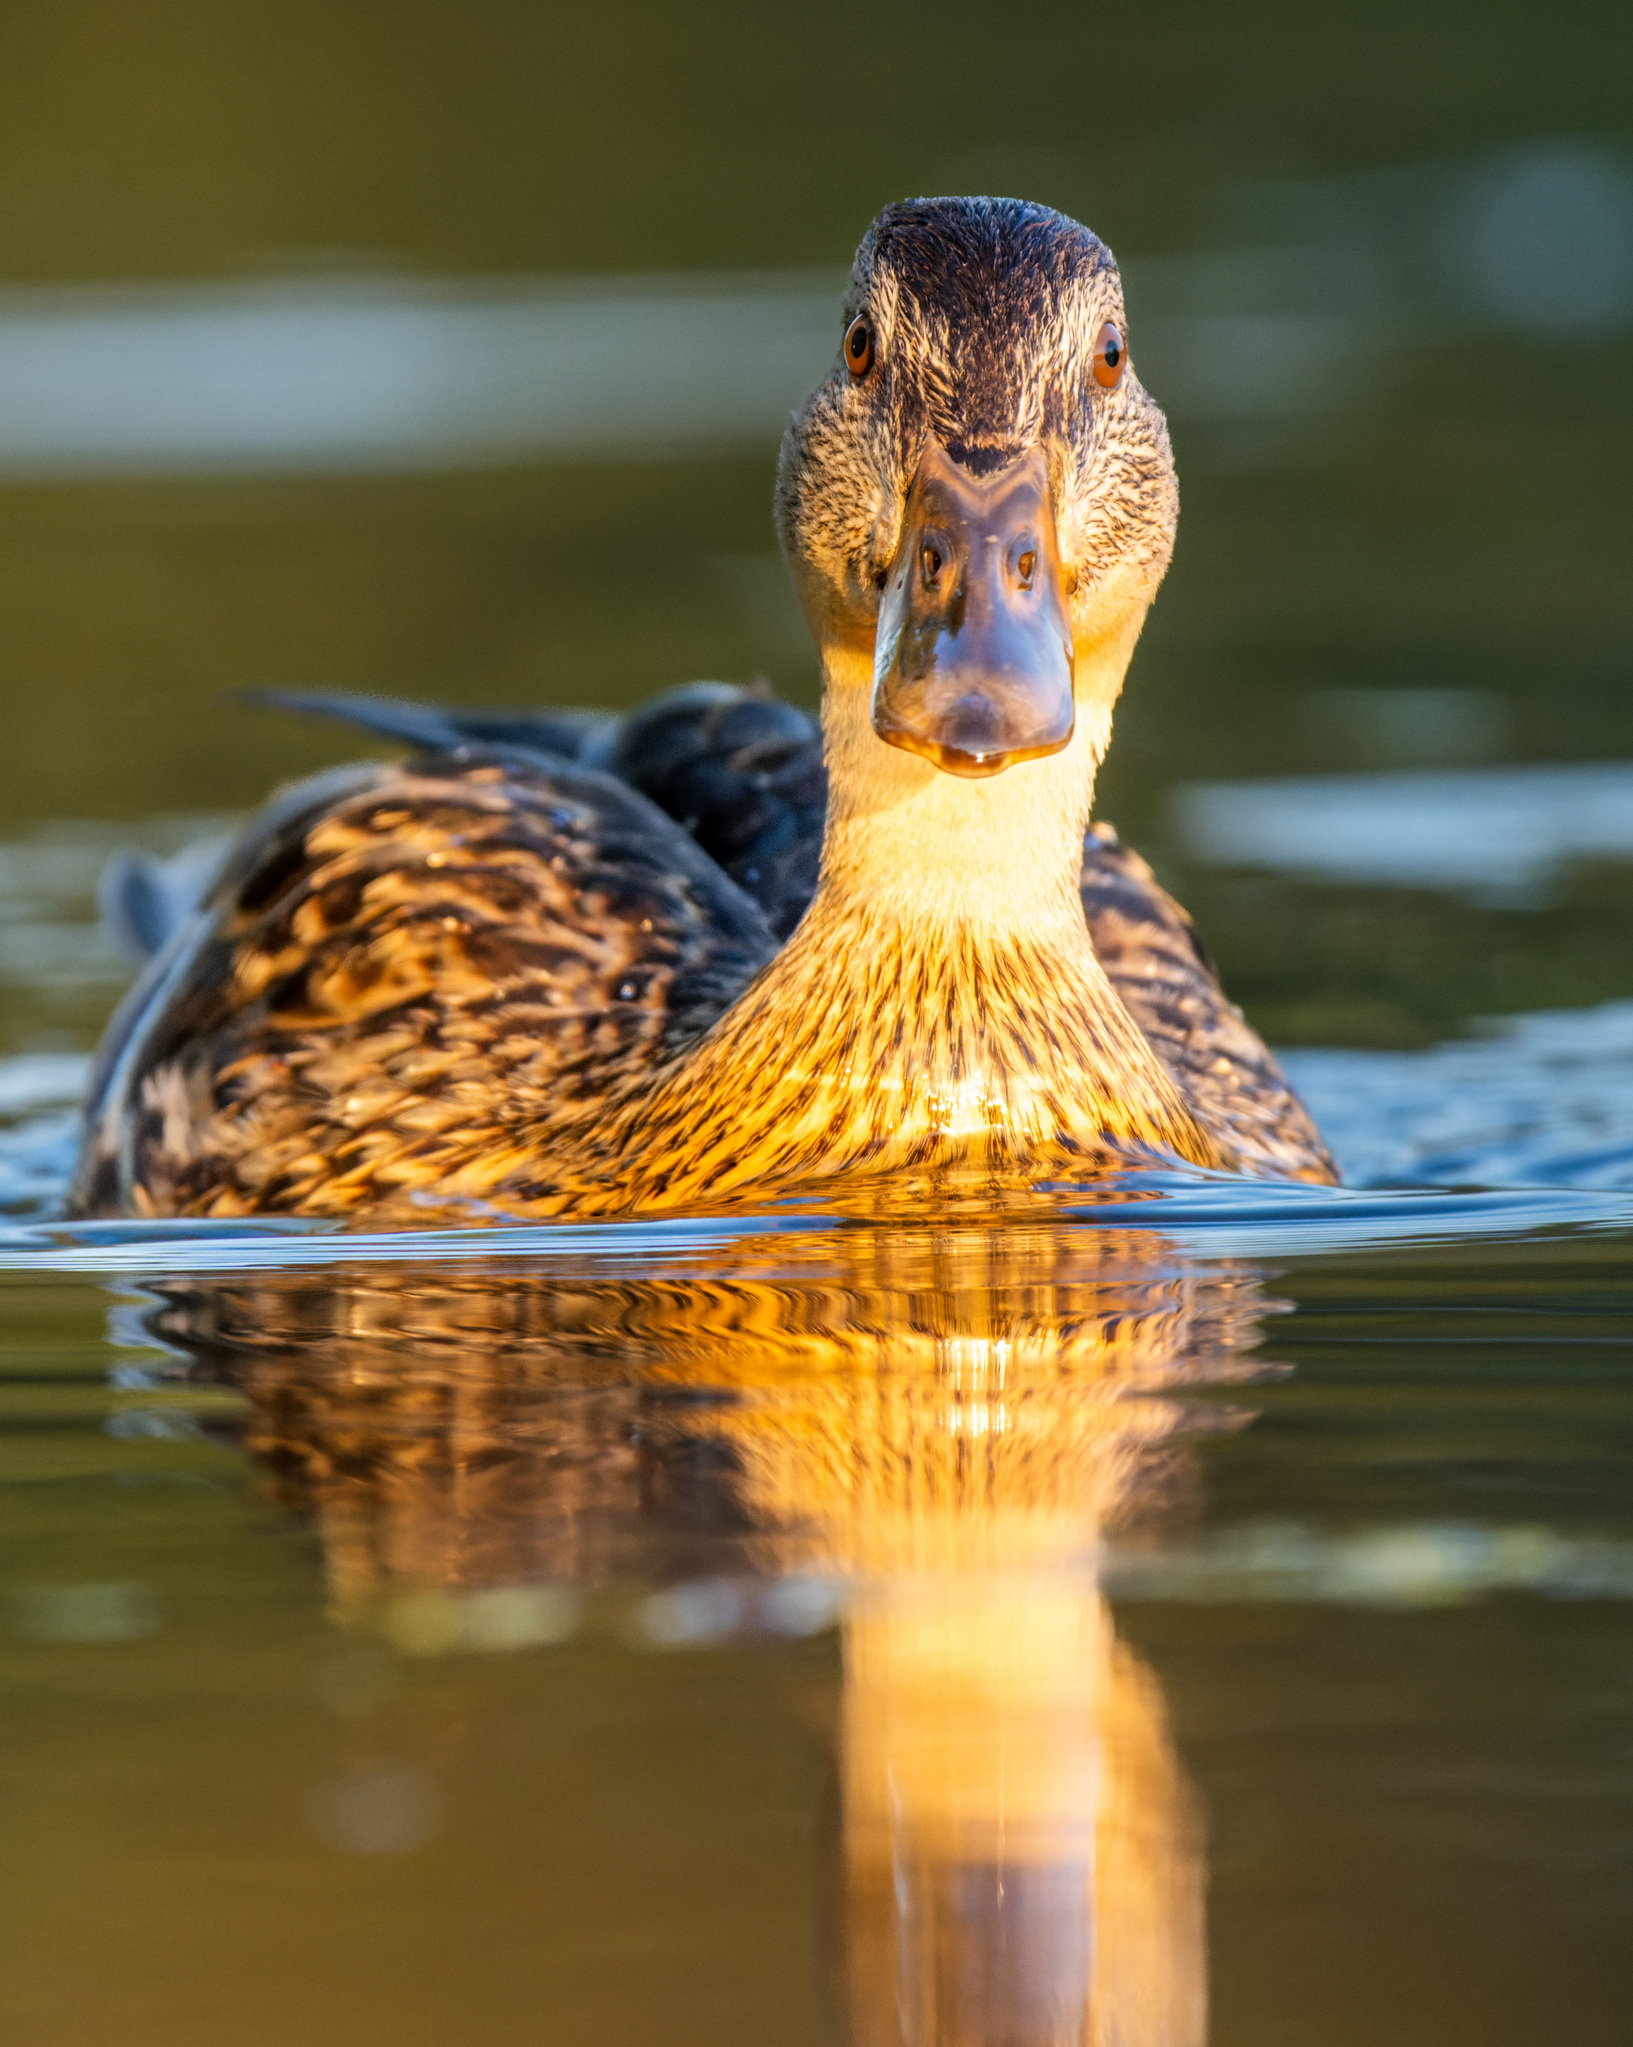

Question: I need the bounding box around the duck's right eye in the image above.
[844,315,875,378]
[1092,320,1126,390]
[921,542,944,583]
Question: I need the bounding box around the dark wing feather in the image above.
[606,687,825,938]
[252,683,829,942]
[242,686,620,764]
[72,748,778,1222]
[1079,826,1338,1183]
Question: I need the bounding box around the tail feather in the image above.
[98,836,233,963]
[240,687,618,763]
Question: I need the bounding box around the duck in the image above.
[70,195,1336,1224]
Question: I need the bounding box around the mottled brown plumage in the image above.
[74,748,777,1219]
[1077,826,1334,1182]
[72,195,1336,1222]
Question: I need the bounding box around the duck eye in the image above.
[920,541,944,583]
[844,315,875,378]
[1017,549,1037,585]
[1092,320,1126,390]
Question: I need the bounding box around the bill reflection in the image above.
[839,1572,1202,2047]
[136,1224,1277,2044]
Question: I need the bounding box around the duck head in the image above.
[777,195,1176,785]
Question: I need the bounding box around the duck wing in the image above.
[72,747,778,1220]
[251,682,829,943]
[1079,826,1338,1184]
[600,686,825,939]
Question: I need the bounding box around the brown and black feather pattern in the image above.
[1075,827,1335,1182]
[72,745,778,1221]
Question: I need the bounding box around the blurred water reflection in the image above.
[137,1222,1268,2044]
[6,1208,1633,2043]
[1174,762,1633,898]
[0,274,844,474]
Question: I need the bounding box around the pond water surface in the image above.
[3,1096,1633,2045]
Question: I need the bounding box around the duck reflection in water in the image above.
[141,1223,1280,2045]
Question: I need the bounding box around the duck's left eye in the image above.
[1092,321,1126,390]
[844,315,875,378]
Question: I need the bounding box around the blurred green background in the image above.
[0,0,1630,1050]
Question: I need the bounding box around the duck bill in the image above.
[872,442,1076,778]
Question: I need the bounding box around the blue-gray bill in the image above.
[871,443,1076,778]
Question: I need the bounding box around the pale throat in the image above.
[804,640,1116,946]
[665,637,1206,1158]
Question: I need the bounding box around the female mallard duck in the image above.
[71,196,1336,1223]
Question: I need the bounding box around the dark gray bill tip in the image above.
[873,691,1075,778]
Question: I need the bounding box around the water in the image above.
[3,1192,1632,2045]
[4,3,1633,2039]
[5,1020,1633,2045]
[1174,763,1633,900]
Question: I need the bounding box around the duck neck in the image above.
[809,644,1107,942]
[600,641,1221,1212]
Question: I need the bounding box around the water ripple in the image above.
[11,1000,1633,1266]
